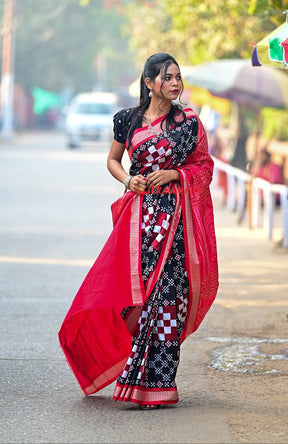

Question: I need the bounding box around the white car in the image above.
[65,92,118,147]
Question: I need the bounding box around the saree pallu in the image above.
[58,108,218,401]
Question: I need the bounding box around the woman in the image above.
[250,147,285,206]
[58,53,218,409]
[250,148,285,185]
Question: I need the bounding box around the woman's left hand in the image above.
[146,169,180,188]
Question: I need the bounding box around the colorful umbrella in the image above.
[252,12,288,68]
[183,85,231,115]
[185,59,288,110]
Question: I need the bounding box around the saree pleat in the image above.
[113,203,189,404]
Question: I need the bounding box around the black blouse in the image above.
[113,108,132,144]
[113,108,143,145]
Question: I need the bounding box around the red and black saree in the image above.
[58,107,218,406]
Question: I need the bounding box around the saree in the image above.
[58,107,218,405]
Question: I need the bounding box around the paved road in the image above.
[0,132,287,443]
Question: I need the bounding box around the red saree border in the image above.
[113,383,178,405]
[145,185,182,297]
[129,195,144,305]
[127,108,195,155]
[84,358,128,395]
[179,169,201,340]
[134,112,169,135]
[119,185,182,335]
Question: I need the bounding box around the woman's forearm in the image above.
[107,139,130,186]
[107,158,130,185]
[171,169,180,182]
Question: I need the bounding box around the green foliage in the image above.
[261,107,288,140]
[124,0,288,68]
[11,0,134,93]
[123,1,172,70]
[248,0,288,25]
[4,0,288,97]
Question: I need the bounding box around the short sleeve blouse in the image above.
[113,108,132,144]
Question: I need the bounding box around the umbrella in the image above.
[252,11,288,68]
[186,58,288,170]
[185,58,288,110]
[185,86,231,115]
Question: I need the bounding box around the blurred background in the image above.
[1,1,288,164]
[0,0,288,150]
[1,0,288,203]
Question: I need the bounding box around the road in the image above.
[0,132,287,443]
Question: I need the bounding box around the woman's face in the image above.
[152,63,182,100]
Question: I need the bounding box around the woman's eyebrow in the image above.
[165,71,181,76]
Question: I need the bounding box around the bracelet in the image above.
[124,175,132,189]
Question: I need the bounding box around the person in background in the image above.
[58,53,218,409]
[210,134,228,203]
[250,147,285,207]
[250,148,285,185]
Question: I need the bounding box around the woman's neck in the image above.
[148,99,172,118]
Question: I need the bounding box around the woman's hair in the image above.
[127,52,186,148]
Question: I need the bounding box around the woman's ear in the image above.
[144,77,153,91]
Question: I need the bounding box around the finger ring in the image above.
[139,185,145,191]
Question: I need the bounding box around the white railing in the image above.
[212,156,250,219]
[212,156,288,248]
[251,178,288,248]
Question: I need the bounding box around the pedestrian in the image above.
[249,147,285,205]
[250,147,285,186]
[58,52,218,409]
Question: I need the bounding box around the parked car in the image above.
[65,92,118,147]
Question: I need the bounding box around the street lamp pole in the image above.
[1,0,15,141]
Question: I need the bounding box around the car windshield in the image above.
[74,102,113,115]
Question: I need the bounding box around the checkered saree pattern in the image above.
[112,111,200,406]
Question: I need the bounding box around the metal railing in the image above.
[211,156,288,248]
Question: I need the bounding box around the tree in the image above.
[123,0,288,155]
[248,0,288,25]
[124,0,288,68]
[10,0,135,93]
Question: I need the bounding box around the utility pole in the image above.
[1,0,15,141]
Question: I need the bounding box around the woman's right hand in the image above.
[129,175,147,193]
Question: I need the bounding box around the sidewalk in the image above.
[187,196,288,443]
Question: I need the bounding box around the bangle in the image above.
[124,175,132,189]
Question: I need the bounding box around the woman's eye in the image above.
[164,75,181,81]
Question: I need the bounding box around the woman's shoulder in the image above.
[113,107,136,144]
[182,107,199,120]
[174,107,200,126]
[182,107,206,132]
[113,107,134,123]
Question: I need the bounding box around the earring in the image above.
[148,90,152,98]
